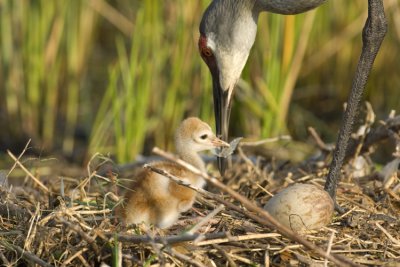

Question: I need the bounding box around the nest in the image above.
[1,115,400,266]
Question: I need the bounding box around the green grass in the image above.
[1,0,399,163]
[0,0,97,154]
[244,11,317,137]
[88,0,213,161]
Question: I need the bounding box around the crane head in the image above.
[199,0,258,174]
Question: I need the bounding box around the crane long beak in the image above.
[212,75,233,176]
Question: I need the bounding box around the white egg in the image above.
[263,184,334,232]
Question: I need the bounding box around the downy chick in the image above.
[118,117,229,228]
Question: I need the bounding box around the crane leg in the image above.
[324,0,387,213]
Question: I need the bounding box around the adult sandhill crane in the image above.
[199,0,387,209]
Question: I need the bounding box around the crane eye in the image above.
[199,36,213,58]
[202,47,213,57]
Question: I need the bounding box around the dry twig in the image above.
[7,150,49,193]
[60,218,101,256]
[0,240,53,267]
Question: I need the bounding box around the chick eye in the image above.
[200,134,208,140]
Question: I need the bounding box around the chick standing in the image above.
[118,117,229,229]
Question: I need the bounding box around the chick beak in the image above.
[211,137,230,148]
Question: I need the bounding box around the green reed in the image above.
[0,0,97,155]
[1,0,399,163]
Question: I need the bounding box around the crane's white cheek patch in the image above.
[217,50,248,91]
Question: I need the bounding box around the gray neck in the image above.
[201,0,327,26]
[176,147,206,173]
[254,0,326,15]
[201,0,259,31]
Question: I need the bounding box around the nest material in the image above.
[1,116,400,266]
